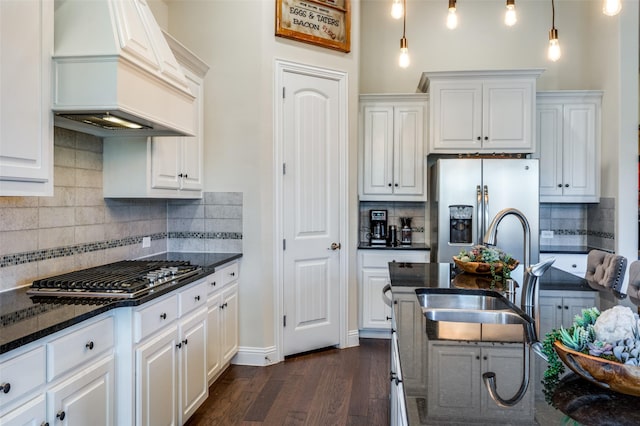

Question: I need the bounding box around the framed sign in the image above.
[276,0,351,53]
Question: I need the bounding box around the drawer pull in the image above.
[85,341,94,350]
[1,382,10,394]
[230,272,236,277]
[57,410,66,421]
[211,281,217,286]
[195,295,201,302]
[160,313,167,320]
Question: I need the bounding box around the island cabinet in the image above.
[103,35,209,199]
[538,289,597,338]
[427,341,535,424]
[206,261,240,384]
[0,313,115,426]
[539,253,587,277]
[535,91,602,203]
[0,0,54,196]
[359,94,428,201]
[420,69,542,154]
[358,250,429,337]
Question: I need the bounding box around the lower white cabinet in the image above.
[358,250,428,336]
[538,290,597,338]
[0,314,115,426]
[389,331,408,426]
[427,342,534,424]
[134,280,209,426]
[48,354,115,426]
[206,262,240,383]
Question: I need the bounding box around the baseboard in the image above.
[232,345,278,366]
[346,328,360,347]
[359,329,392,339]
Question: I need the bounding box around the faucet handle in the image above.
[528,257,556,277]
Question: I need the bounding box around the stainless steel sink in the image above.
[415,288,532,326]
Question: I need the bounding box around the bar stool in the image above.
[626,260,640,311]
[584,249,628,298]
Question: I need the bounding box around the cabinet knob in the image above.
[564,306,569,310]
[160,313,167,320]
[476,356,480,360]
[176,342,182,349]
[477,136,481,141]
[565,184,569,187]
[571,264,577,268]
[394,183,398,187]
[85,341,94,350]
[388,183,392,187]
[178,173,184,178]
[230,272,236,277]
[558,184,562,188]
[195,295,201,301]
[57,411,66,421]
[184,174,188,178]
[386,316,392,321]
[211,281,217,286]
[183,339,188,345]
[41,422,49,426]
[557,305,562,309]
[0,382,10,394]
[484,136,488,141]
[483,356,488,360]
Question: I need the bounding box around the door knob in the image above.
[330,242,341,250]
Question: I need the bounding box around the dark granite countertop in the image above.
[358,242,430,250]
[540,245,591,254]
[389,262,633,425]
[0,252,242,355]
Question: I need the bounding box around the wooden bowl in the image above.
[452,256,519,275]
[553,340,640,397]
[451,273,503,290]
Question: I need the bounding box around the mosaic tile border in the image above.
[1,303,64,327]
[1,232,242,268]
[549,229,615,240]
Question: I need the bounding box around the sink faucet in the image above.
[482,208,531,313]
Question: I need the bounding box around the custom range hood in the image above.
[52,0,195,137]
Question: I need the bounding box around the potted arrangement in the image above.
[541,305,640,403]
[453,245,519,287]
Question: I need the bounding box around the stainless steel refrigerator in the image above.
[430,158,539,283]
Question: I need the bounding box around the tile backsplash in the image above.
[0,128,242,292]
[359,201,426,244]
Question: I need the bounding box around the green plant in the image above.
[541,328,565,404]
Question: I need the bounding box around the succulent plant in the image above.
[612,337,640,366]
[559,326,590,351]
[573,307,600,328]
[587,340,613,357]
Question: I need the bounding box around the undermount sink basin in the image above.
[415,288,532,326]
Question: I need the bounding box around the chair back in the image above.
[584,249,628,294]
[627,260,640,307]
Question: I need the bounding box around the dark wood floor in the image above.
[185,338,391,426]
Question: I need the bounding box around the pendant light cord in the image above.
[551,0,556,29]
[402,0,407,38]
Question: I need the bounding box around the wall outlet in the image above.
[541,230,554,239]
[142,236,151,248]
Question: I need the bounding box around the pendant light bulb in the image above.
[446,0,458,29]
[602,0,622,16]
[505,0,517,26]
[547,28,561,62]
[399,37,410,68]
[391,0,403,19]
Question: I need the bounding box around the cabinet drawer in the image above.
[179,280,208,316]
[47,316,114,382]
[207,270,223,295]
[135,295,178,343]
[220,262,239,286]
[0,346,46,408]
[540,253,587,277]
[360,251,428,268]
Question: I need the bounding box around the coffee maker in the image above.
[369,210,388,245]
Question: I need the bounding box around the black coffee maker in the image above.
[369,210,388,245]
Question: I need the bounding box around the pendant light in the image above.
[399,0,410,68]
[602,0,622,16]
[504,0,517,26]
[447,0,458,30]
[391,0,403,19]
[547,0,561,61]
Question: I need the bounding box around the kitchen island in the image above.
[388,262,631,425]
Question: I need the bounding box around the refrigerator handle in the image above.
[476,185,482,243]
[483,185,490,241]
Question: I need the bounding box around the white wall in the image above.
[164,0,361,352]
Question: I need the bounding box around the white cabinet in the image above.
[538,289,598,338]
[206,262,240,383]
[134,279,209,426]
[536,91,602,203]
[540,253,587,277]
[390,331,408,426]
[427,342,534,423]
[359,94,428,201]
[358,250,428,337]
[0,314,115,426]
[103,37,209,198]
[421,69,542,154]
[0,0,53,196]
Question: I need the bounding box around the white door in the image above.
[281,66,342,356]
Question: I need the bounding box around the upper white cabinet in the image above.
[0,0,53,196]
[359,94,428,201]
[103,35,209,198]
[419,69,543,154]
[535,91,602,203]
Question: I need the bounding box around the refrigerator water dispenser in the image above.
[449,205,473,244]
